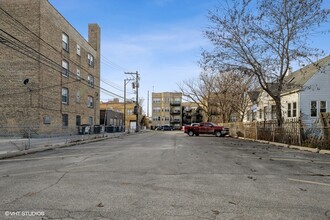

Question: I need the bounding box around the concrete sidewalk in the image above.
[0,132,128,160]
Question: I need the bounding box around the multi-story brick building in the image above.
[0,0,100,135]
[100,99,143,131]
[152,92,182,129]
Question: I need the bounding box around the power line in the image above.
[0,6,129,99]
[0,30,124,100]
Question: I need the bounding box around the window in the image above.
[127,109,133,115]
[264,106,267,120]
[89,116,93,125]
[247,110,251,121]
[311,101,317,117]
[76,90,81,103]
[88,53,94,67]
[287,103,292,117]
[62,33,69,51]
[153,98,161,103]
[320,101,327,113]
[43,115,51,124]
[76,115,81,126]
[76,44,81,56]
[259,109,263,119]
[76,69,81,80]
[62,87,69,104]
[153,107,161,112]
[271,105,276,120]
[62,60,69,77]
[62,114,68,127]
[292,102,297,117]
[87,75,94,87]
[87,96,94,108]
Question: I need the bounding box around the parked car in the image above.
[155,125,173,131]
[162,125,173,131]
[184,122,228,137]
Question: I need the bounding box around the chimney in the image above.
[88,24,100,52]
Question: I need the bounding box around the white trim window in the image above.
[287,103,292,117]
[320,101,327,113]
[87,75,94,87]
[292,102,297,117]
[311,101,317,117]
[76,44,81,56]
[87,53,94,67]
[76,90,80,103]
[87,96,94,108]
[62,33,69,51]
[62,87,69,104]
[76,69,81,80]
[62,60,69,77]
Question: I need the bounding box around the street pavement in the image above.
[0,131,329,219]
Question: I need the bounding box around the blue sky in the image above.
[48,0,218,112]
[48,0,330,114]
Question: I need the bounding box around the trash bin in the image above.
[106,126,114,133]
[78,124,91,134]
[94,125,101,134]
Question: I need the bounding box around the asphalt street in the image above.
[0,131,329,220]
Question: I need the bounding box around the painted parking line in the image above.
[288,178,330,187]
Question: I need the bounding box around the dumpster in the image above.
[78,124,91,134]
[94,125,101,134]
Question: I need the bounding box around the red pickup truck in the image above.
[184,122,228,137]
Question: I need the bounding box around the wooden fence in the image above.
[222,114,330,150]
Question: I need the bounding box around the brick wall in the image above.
[0,0,100,135]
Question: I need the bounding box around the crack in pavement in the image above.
[0,171,67,207]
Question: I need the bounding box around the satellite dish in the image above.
[23,78,29,85]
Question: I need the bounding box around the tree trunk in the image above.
[274,97,283,127]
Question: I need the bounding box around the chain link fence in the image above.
[222,118,330,150]
[0,125,125,154]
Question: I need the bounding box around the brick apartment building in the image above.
[0,0,100,135]
[151,92,182,129]
[100,98,143,131]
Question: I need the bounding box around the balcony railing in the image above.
[170,102,181,106]
[171,110,181,115]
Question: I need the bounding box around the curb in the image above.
[0,133,128,160]
[236,137,330,155]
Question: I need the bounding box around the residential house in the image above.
[244,55,330,127]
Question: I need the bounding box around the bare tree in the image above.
[213,70,255,122]
[202,0,330,126]
[178,72,216,122]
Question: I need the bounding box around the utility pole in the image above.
[125,71,140,132]
[123,79,127,132]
